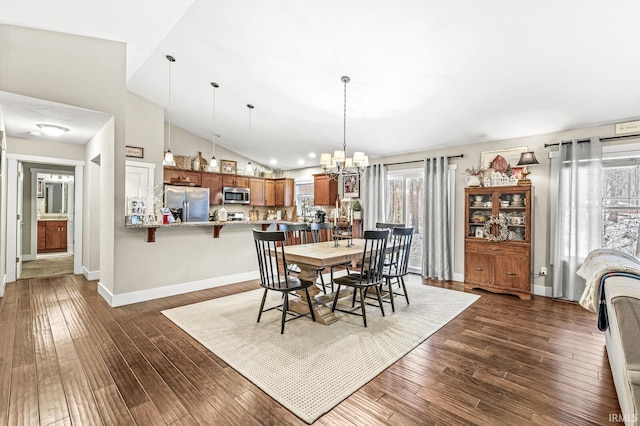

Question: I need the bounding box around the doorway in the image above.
[387,169,424,273]
[23,168,76,279]
[5,155,84,282]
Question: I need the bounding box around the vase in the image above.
[465,175,481,187]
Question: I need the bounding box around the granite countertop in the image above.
[38,216,69,221]
[125,220,298,229]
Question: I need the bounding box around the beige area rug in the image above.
[20,255,74,279]
[162,275,479,424]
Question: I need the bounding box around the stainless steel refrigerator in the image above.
[164,185,210,222]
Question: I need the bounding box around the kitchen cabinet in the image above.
[163,167,202,186]
[464,186,532,300]
[201,172,223,205]
[314,174,338,206]
[275,178,294,206]
[265,179,275,206]
[250,178,265,206]
[222,174,249,188]
[37,221,46,251]
[38,220,67,253]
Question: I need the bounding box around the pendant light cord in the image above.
[343,76,348,156]
[247,104,254,163]
[166,55,176,152]
[211,82,219,158]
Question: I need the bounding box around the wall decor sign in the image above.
[615,120,640,136]
[125,146,144,158]
[37,178,44,198]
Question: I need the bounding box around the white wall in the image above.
[0,24,125,293]
[0,115,7,297]
[167,123,266,174]
[126,92,164,187]
[83,120,114,280]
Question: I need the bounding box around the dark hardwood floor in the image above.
[0,274,621,425]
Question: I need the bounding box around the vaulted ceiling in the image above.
[3,1,640,169]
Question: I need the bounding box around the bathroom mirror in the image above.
[44,181,68,214]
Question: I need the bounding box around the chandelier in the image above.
[320,76,369,180]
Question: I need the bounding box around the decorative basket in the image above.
[174,155,191,170]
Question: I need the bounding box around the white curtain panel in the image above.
[553,138,603,300]
[422,156,452,280]
[363,164,387,231]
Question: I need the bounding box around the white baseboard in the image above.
[0,274,6,297]
[23,254,36,262]
[98,271,261,307]
[533,284,552,297]
[82,266,100,281]
[452,272,464,283]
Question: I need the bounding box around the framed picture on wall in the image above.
[480,146,528,171]
[343,173,359,198]
[37,178,44,198]
[220,159,237,175]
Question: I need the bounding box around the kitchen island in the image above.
[125,220,299,242]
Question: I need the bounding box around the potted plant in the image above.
[352,200,362,219]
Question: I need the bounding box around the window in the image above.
[551,143,640,259]
[295,181,315,222]
[602,159,640,256]
[386,170,424,272]
[386,165,457,274]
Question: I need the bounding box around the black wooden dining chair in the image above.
[375,222,406,265]
[381,227,413,312]
[309,222,351,293]
[253,229,316,334]
[375,222,406,237]
[331,230,388,327]
[278,222,328,288]
[278,223,309,273]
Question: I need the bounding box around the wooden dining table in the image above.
[283,239,365,325]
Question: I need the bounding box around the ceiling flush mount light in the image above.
[516,151,539,186]
[244,104,255,176]
[37,124,69,137]
[320,76,369,181]
[163,54,176,167]
[206,81,220,172]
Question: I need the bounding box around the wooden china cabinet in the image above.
[464,186,533,300]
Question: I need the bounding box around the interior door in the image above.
[16,162,24,278]
[67,181,75,253]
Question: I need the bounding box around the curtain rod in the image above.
[384,154,463,167]
[544,134,640,148]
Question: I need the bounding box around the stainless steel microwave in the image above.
[223,187,250,205]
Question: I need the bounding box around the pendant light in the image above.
[206,81,219,172]
[245,104,255,176]
[162,54,177,167]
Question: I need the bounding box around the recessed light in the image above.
[37,124,69,137]
[270,159,277,166]
[298,159,305,166]
[308,152,316,158]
